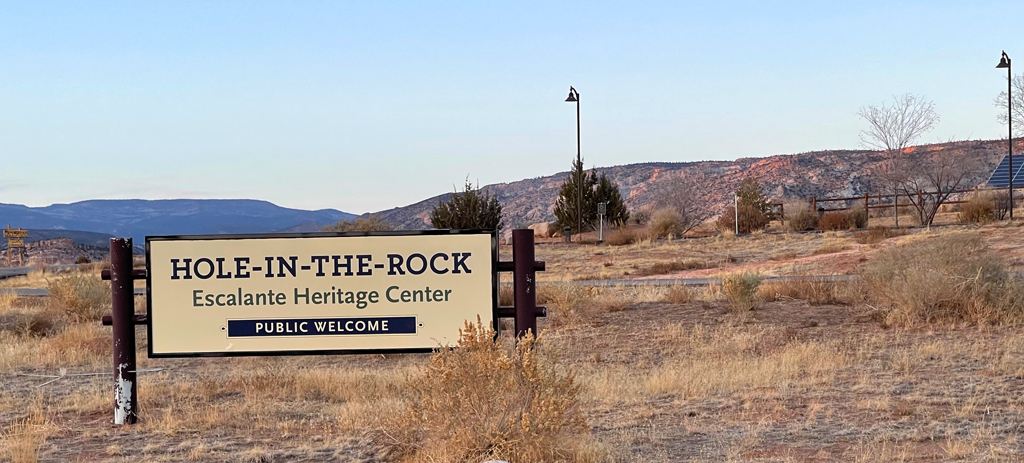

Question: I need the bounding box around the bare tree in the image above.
[651,171,715,234]
[858,94,940,226]
[899,150,981,226]
[994,73,1024,137]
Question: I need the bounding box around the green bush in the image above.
[430,181,503,231]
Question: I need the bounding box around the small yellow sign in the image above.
[6,238,23,247]
[3,229,27,239]
[147,231,496,357]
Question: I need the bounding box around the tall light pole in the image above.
[998,51,1014,220]
[565,86,582,241]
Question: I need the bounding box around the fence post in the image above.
[512,229,539,338]
[864,194,870,226]
[109,238,138,425]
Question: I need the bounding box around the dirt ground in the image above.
[3,295,1024,461]
[3,222,1024,462]
[522,219,1024,282]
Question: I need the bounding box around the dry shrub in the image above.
[46,273,110,322]
[1,409,49,463]
[604,226,646,246]
[785,203,819,232]
[813,241,853,255]
[722,272,761,312]
[538,284,627,326]
[0,293,18,313]
[635,260,707,276]
[716,203,769,234]
[499,285,514,307]
[862,234,1024,326]
[662,285,694,304]
[957,193,995,224]
[853,226,905,245]
[649,207,684,238]
[849,206,868,228]
[757,278,847,305]
[818,212,854,230]
[393,319,595,463]
[0,310,62,337]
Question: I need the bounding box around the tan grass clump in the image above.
[46,273,110,322]
[785,202,819,232]
[499,285,514,307]
[957,193,995,224]
[662,285,694,304]
[646,324,846,399]
[634,259,707,276]
[604,226,647,246]
[862,234,1024,326]
[0,292,17,313]
[757,278,847,305]
[853,226,905,245]
[648,207,683,238]
[722,272,761,312]
[1,406,49,463]
[393,319,596,463]
[818,212,853,230]
[0,309,62,337]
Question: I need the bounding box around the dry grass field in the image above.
[3,223,1024,462]
[526,217,1024,282]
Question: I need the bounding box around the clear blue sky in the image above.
[1,1,1021,213]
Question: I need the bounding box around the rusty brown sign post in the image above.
[100,229,545,425]
[3,225,28,267]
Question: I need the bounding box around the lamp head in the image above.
[565,86,578,102]
[998,51,1011,69]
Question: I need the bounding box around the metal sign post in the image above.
[597,202,607,243]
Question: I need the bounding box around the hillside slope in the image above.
[372,139,1011,230]
[0,199,356,242]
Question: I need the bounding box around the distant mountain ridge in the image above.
[370,139,1012,231]
[0,199,356,243]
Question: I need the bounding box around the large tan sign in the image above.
[146,231,496,357]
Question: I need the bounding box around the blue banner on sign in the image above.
[227,317,416,337]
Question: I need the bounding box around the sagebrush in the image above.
[393,319,595,463]
[862,234,1024,326]
[722,272,761,312]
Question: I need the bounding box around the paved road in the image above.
[0,265,79,280]
[1,287,146,297]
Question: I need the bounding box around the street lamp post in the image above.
[566,86,582,242]
[998,51,1014,220]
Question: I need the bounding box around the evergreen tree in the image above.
[735,177,776,221]
[594,172,630,226]
[554,159,629,232]
[554,159,597,233]
[430,180,503,231]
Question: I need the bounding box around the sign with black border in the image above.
[146,230,497,358]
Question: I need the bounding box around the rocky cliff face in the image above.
[371,139,1009,231]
